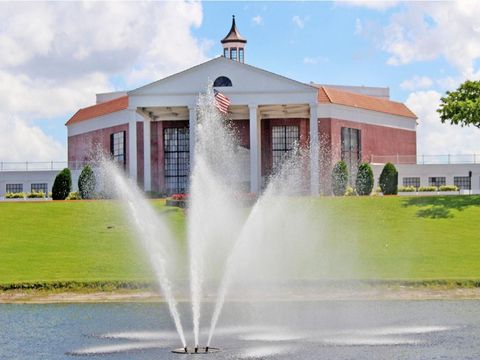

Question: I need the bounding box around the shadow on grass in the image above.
[402,195,480,219]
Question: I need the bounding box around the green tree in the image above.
[379,162,398,195]
[78,165,96,199]
[331,160,348,196]
[52,168,72,200]
[438,80,480,128]
[356,163,374,196]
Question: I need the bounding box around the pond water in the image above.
[1,300,480,359]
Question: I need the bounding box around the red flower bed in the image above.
[171,193,189,201]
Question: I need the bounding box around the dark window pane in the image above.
[272,125,299,172]
[164,127,190,194]
[403,177,420,188]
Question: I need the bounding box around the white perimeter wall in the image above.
[0,170,81,196]
[371,163,480,193]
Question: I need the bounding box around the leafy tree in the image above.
[52,168,72,200]
[379,162,398,195]
[356,163,374,195]
[78,165,96,199]
[438,80,480,128]
[331,160,348,196]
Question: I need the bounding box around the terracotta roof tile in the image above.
[316,86,417,119]
[66,96,128,125]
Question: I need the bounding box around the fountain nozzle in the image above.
[184,347,188,353]
[194,346,198,353]
[205,346,209,353]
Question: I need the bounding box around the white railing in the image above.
[370,154,480,165]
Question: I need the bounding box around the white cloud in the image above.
[252,15,263,25]
[400,75,433,91]
[355,18,363,35]
[292,15,305,29]
[336,1,400,11]
[303,56,329,65]
[406,90,480,155]
[0,2,209,161]
[380,1,480,78]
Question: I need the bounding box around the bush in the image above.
[78,165,96,199]
[345,186,356,196]
[66,191,81,200]
[27,191,45,198]
[439,185,459,192]
[331,161,348,196]
[355,163,374,195]
[52,168,72,200]
[379,162,398,195]
[5,192,25,199]
[418,186,437,192]
[398,186,416,192]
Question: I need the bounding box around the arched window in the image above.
[213,76,232,87]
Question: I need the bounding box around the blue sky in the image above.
[1,1,480,161]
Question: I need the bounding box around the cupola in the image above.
[221,15,247,63]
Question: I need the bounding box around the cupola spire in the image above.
[221,15,246,63]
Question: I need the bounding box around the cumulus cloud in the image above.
[303,56,329,65]
[292,15,306,29]
[406,90,480,155]
[252,15,263,25]
[0,1,208,161]
[400,76,433,91]
[380,1,480,78]
[336,0,400,11]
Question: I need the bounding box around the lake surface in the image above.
[1,300,480,359]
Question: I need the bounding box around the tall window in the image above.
[272,125,299,172]
[403,177,420,189]
[31,183,48,193]
[6,184,22,193]
[341,127,361,183]
[239,48,244,63]
[230,48,237,61]
[429,177,446,187]
[110,131,126,166]
[454,176,471,190]
[164,127,190,194]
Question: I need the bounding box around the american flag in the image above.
[214,89,230,115]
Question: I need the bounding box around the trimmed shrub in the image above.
[52,168,72,200]
[345,186,356,196]
[355,163,374,195]
[398,186,416,192]
[5,192,25,199]
[418,186,437,192]
[66,191,81,200]
[439,185,459,192]
[27,191,45,198]
[379,162,398,195]
[331,161,348,196]
[78,165,96,199]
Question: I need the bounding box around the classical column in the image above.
[143,117,152,191]
[309,102,319,195]
[189,106,197,171]
[128,110,137,182]
[249,104,261,193]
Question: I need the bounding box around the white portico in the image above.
[127,56,319,194]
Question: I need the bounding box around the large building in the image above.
[66,17,417,195]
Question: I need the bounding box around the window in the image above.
[403,177,420,188]
[429,177,446,187]
[110,131,126,166]
[230,48,237,61]
[164,127,190,194]
[239,48,244,63]
[272,125,299,172]
[213,76,232,87]
[223,48,228,57]
[6,184,23,193]
[454,176,471,190]
[31,183,48,193]
[341,127,361,184]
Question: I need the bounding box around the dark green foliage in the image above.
[78,165,96,199]
[52,168,72,200]
[379,162,398,195]
[356,163,374,195]
[331,160,348,196]
[438,80,480,128]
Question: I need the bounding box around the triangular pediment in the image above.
[128,57,316,96]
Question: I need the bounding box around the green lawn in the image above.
[0,196,479,286]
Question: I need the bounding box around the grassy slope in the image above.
[0,196,479,285]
